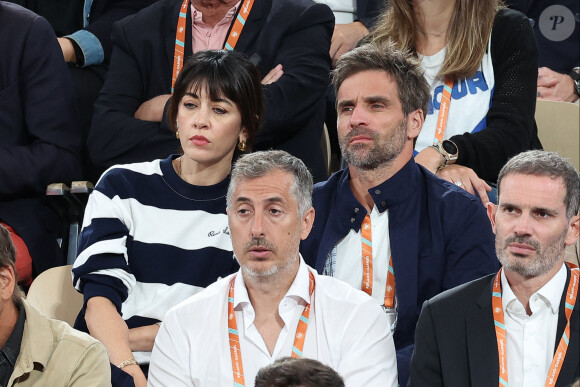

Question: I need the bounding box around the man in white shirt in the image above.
[408,150,580,387]
[148,150,398,387]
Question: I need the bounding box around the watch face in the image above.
[442,140,457,155]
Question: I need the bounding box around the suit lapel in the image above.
[466,276,499,387]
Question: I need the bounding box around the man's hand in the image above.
[134,94,172,122]
[57,37,77,63]
[437,164,491,205]
[330,22,368,67]
[537,67,578,103]
[261,64,283,85]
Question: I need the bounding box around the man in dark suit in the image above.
[409,150,580,387]
[88,0,334,182]
[0,2,82,283]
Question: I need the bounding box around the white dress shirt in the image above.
[148,256,398,387]
[331,206,396,330]
[501,263,567,387]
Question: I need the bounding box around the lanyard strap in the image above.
[433,77,454,145]
[492,263,579,387]
[361,214,396,308]
[171,0,255,91]
[227,271,315,387]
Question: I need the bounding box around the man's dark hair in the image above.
[167,49,264,156]
[254,357,345,387]
[0,225,22,305]
[497,150,580,220]
[331,42,430,119]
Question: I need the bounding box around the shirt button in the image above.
[351,218,355,223]
[375,189,381,195]
[354,208,359,213]
[206,32,211,37]
[381,201,387,207]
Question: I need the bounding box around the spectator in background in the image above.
[88,0,334,182]
[255,357,345,387]
[507,0,579,103]
[300,44,499,386]
[7,0,160,180]
[0,224,111,386]
[0,1,82,285]
[370,0,541,204]
[72,50,263,387]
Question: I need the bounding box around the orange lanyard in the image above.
[171,0,254,92]
[227,271,315,387]
[361,214,396,308]
[492,263,579,387]
[433,77,454,146]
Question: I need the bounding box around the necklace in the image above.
[417,27,448,38]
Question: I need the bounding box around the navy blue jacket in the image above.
[88,0,334,182]
[300,158,500,385]
[0,3,82,274]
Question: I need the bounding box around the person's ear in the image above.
[300,207,315,240]
[487,202,498,234]
[406,109,423,140]
[0,266,16,303]
[564,213,580,247]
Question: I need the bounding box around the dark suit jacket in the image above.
[88,0,334,182]
[408,268,580,387]
[0,2,82,274]
[84,0,159,64]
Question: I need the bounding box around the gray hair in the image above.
[497,150,580,220]
[331,42,430,118]
[227,151,313,217]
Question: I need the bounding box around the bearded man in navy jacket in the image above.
[300,44,499,386]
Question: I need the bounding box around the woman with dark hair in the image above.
[369,0,541,204]
[72,49,264,387]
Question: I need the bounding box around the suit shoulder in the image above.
[429,274,494,308]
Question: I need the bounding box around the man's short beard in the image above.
[238,237,300,282]
[496,230,567,278]
[339,119,407,171]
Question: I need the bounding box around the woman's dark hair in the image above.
[167,49,264,154]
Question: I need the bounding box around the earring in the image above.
[176,130,180,139]
[238,140,246,152]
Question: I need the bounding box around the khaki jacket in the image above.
[8,300,111,386]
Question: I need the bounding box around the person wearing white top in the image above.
[148,150,398,387]
[408,150,580,387]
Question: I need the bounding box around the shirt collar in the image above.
[233,255,311,308]
[334,158,421,231]
[501,263,567,315]
[1,305,25,368]
[191,1,240,25]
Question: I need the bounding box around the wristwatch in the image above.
[570,67,580,97]
[431,140,458,169]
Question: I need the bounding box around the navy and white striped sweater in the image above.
[72,155,238,363]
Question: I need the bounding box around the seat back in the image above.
[26,264,83,326]
[535,100,580,170]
